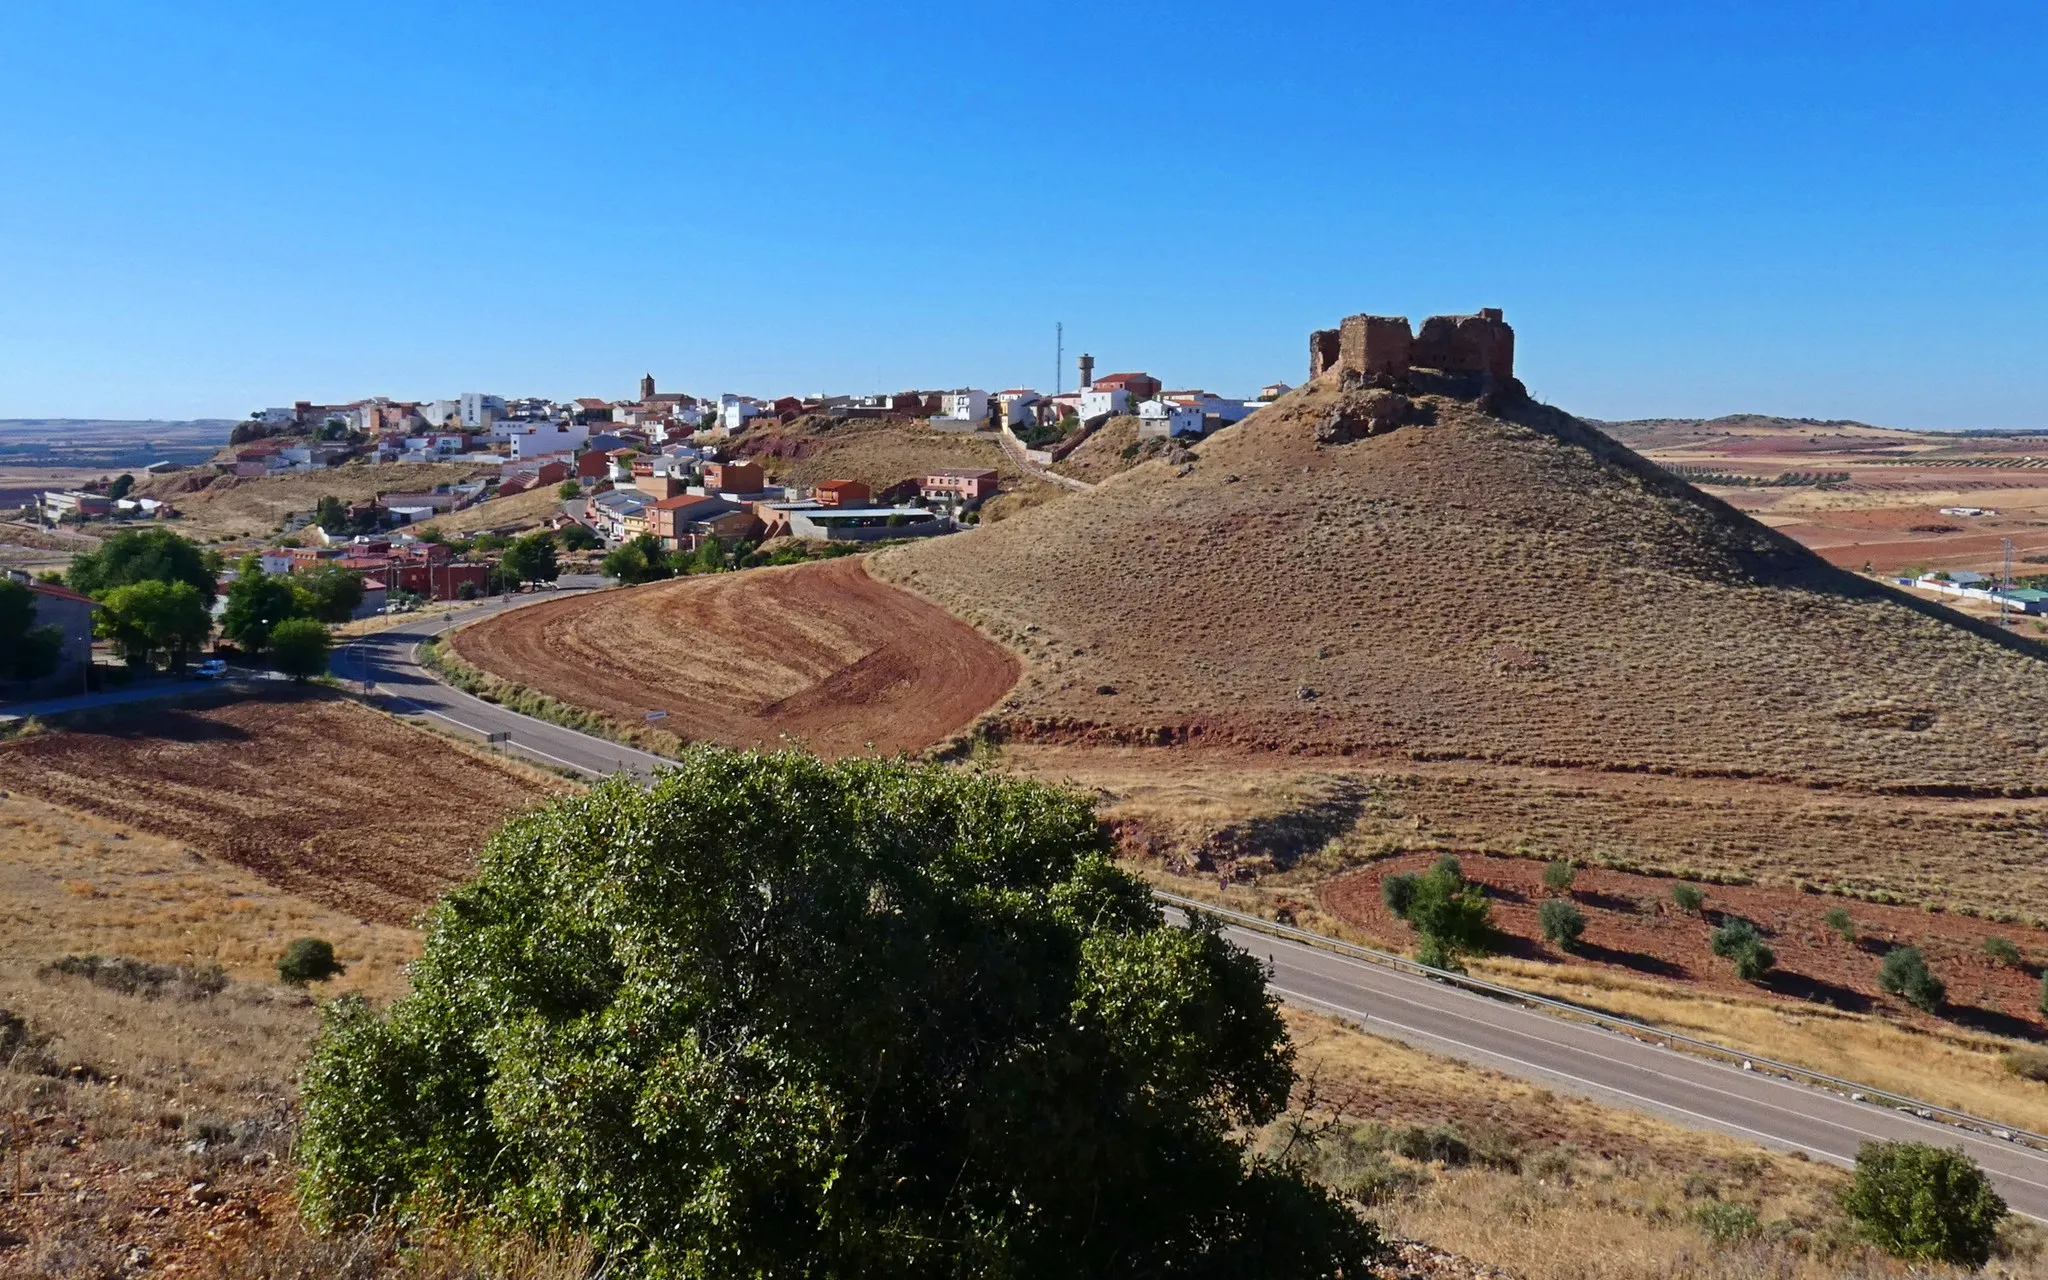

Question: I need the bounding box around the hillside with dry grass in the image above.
[1054,415,1184,484]
[876,374,2048,793]
[139,460,496,539]
[731,415,1058,498]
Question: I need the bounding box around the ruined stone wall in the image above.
[1311,308,1513,383]
[1412,311,1514,380]
[1308,329,1341,378]
[1337,314,1413,377]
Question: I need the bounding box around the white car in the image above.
[194,659,229,679]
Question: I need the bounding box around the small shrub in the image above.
[1984,936,2023,968]
[1344,1152,1426,1206]
[1541,859,1576,893]
[1387,1124,1472,1166]
[1841,1141,2005,1266]
[2039,970,2048,1020]
[277,938,345,985]
[1731,941,1774,981]
[1691,1200,1760,1245]
[38,954,226,1000]
[1822,907,1854,940]
[2002,1048,2048,1083]
[1878,946,1945,1013]
[1671,884,1705,914]
[1381,872,1420,919]
[1710,919,1774,981]
[1709,917,1760,957]
[1539,899,1586,951]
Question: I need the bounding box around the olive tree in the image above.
[299,749,1377,1278]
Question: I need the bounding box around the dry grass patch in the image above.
[139,461,495,540]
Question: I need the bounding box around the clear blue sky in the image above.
[3,1,2043,427]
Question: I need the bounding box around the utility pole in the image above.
[1055,322,1063,396]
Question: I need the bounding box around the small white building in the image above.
[938,389,989,423]
[997,389,1042,426]
[459,393,505,428]
[1079,387,1130,421]
[718,395,763,433]
[1138,399,1206,439]
[508,422,592,459]
[418,399,462,429]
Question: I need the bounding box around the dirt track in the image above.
[449,557,1019,757]
[0,692,561,924]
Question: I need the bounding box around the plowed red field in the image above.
[0,692,561,924]
[449,557,1019,757]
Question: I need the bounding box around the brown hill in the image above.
[874,375,2048,793]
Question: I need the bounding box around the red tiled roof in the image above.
[27,581,96,606]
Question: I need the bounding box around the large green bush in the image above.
[1403,856,1493,971]
[298,750,1378,1277]
[1538,899,1585,951]
[1840,1141,2005,1266]
[1878,946,1945,1013]
[1709,917,1775,982]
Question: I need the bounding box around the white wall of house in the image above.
[509,423,591,458]
[1079,388,1130,420]
[460,393,505,428]
[1138,400,1206,438]
[939,389,989,422]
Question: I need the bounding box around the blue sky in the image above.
[2,1,2043,427]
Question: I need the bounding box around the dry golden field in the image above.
[414,481,567,537]
[0,703,567,1276]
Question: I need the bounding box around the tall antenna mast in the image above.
[2003,536,2016,627]
[1055,321,1063,396]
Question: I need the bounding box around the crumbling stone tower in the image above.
[1309,308,1514,384]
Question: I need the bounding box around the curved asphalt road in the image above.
[346,597,2048,1220]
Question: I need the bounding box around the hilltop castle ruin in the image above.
[1309,309,1515,384]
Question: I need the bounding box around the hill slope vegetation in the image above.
[875,375,2048,793]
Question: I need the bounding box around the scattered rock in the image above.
[1316,390,1425,444]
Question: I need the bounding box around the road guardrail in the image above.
[1157,889,2048,1155]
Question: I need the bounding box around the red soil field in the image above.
[450,558,1019,758]
[0,692,560,924]
[1321,854,2048,1037]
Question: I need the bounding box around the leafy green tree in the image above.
[1879,946,1945,1013]
[0,579,63,681]
[1403,856,1493,970]
[1710,917,1775,982]
[291,563,365,624]
[106,473,134,501]
[1539,899,1586,951]
[96,580,210,668]
[1381,871,1420,918]
[602,533,674,586]
[556,479,582,500]
[298,751,1379,1277]
[68,527,219,605]
[314,495,349,535]
[1841,1141,2005,1266]
[555,522,601,552]
[499,531,559,586]
[269,618,332,682]
[680,536,725,575]
[220,567,302,653]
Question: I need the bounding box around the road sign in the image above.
[485,731,510,745]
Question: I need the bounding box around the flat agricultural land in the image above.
[449,557,1019,757]
[1605,418,2048,578]
[0,691,565,925]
